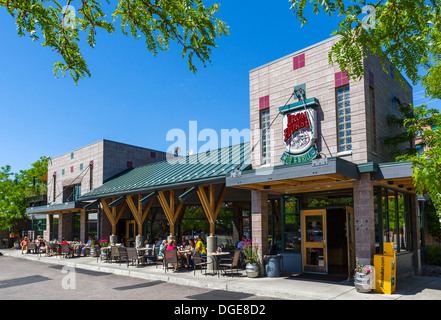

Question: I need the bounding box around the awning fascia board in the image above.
[226,157,359,188]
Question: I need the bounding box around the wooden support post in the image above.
[157,190,185,236]
[197,184,227,236]
[126,194,155,236]
[101,198,127,236]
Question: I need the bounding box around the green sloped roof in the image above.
[79,143,250,200]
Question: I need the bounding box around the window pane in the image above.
[284,197,298,214]
[305,215,324,242]
[336,85,352,152]
[260,109,271,165]
[398,211,407,251]
[284,215,299,233]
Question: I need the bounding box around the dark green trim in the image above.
[357,162,378,173]
[279,97,319,113]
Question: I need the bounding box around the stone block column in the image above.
[353,173,376,266]
[251,190,269,275]
[58,212,73,241]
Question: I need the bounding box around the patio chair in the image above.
[144,245,156,264]
[110,246,120,263]
[192,250,210,275]
[60,243,71,259]
[126,247,139,267]
[218,250,241,277]
[117,246,128,266]
[26,242,36,254]
[94,245,102,263]
[164,249,180,272]
[37,244,47,257]
[155,247,164,268]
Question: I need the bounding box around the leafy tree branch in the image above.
[0,0,229,83]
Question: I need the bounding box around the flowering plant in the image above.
[355,257,373,275]
[242,240,259,264]
[99,239,109,247]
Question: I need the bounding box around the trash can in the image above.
[354,265,375,293]
[264,254,283,277]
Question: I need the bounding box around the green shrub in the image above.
[426,245,441,266]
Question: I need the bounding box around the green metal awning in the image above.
[25,201,89,215]
[79,143,250,201]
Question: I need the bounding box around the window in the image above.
[127,161,132,168]
[374,187,411,253]
[71,152,74,159]
[282,196,301,252]
[151,151,156,158]
[73,185,81,201]
[293,53,305,70]
[336,85,352,152]
[51,214,59,241]
[268,199,282,252]
[86,212,97,238]
[62,169,65,176]
[70,166,74,173]
[80,163,83,171]
[260,108,271,165]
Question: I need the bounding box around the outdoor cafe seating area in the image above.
[18,237,245,277]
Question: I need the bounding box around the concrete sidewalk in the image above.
[2,248,441,300]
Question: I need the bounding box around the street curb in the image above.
[2,250,289,299]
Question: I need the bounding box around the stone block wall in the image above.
[249,36,413,170]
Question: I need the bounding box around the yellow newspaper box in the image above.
[374,243,396,294]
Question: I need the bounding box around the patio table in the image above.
[207,252,230,275]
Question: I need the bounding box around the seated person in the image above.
[35,235,46,252]
[185,239,196,266]
[165,239,176,250]
[78,236,94,256]
[60,238,73,255]
[21,237,30,254]
[237,235,247,250]
[186,239,195,250]
[194,235,207,258]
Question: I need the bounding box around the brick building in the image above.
[227,36,420,277]
[27,36,421,279]
[26,139,167,243]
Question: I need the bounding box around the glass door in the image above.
[346,206,355,280]
[302,210,327,273]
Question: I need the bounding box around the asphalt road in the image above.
[0,256,274,301]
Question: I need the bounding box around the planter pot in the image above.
[90,248,97,257]
[100,250,108,260]
[354,272,373,293]
[246,263,259,278]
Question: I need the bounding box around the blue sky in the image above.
[0,1,438,173]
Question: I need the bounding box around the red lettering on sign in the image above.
[284,111,310,142]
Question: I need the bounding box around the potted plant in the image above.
[99,239,109,247]
[98,239,109,259]
[354,257,375,293]
[243,240,260,278]
[90,238,98,256]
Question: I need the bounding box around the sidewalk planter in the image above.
[354,267,375,293]
[246,263,259,278]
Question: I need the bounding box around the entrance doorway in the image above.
[302,210,327,273]
[125,220,136,247]
[301,207,354,277]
